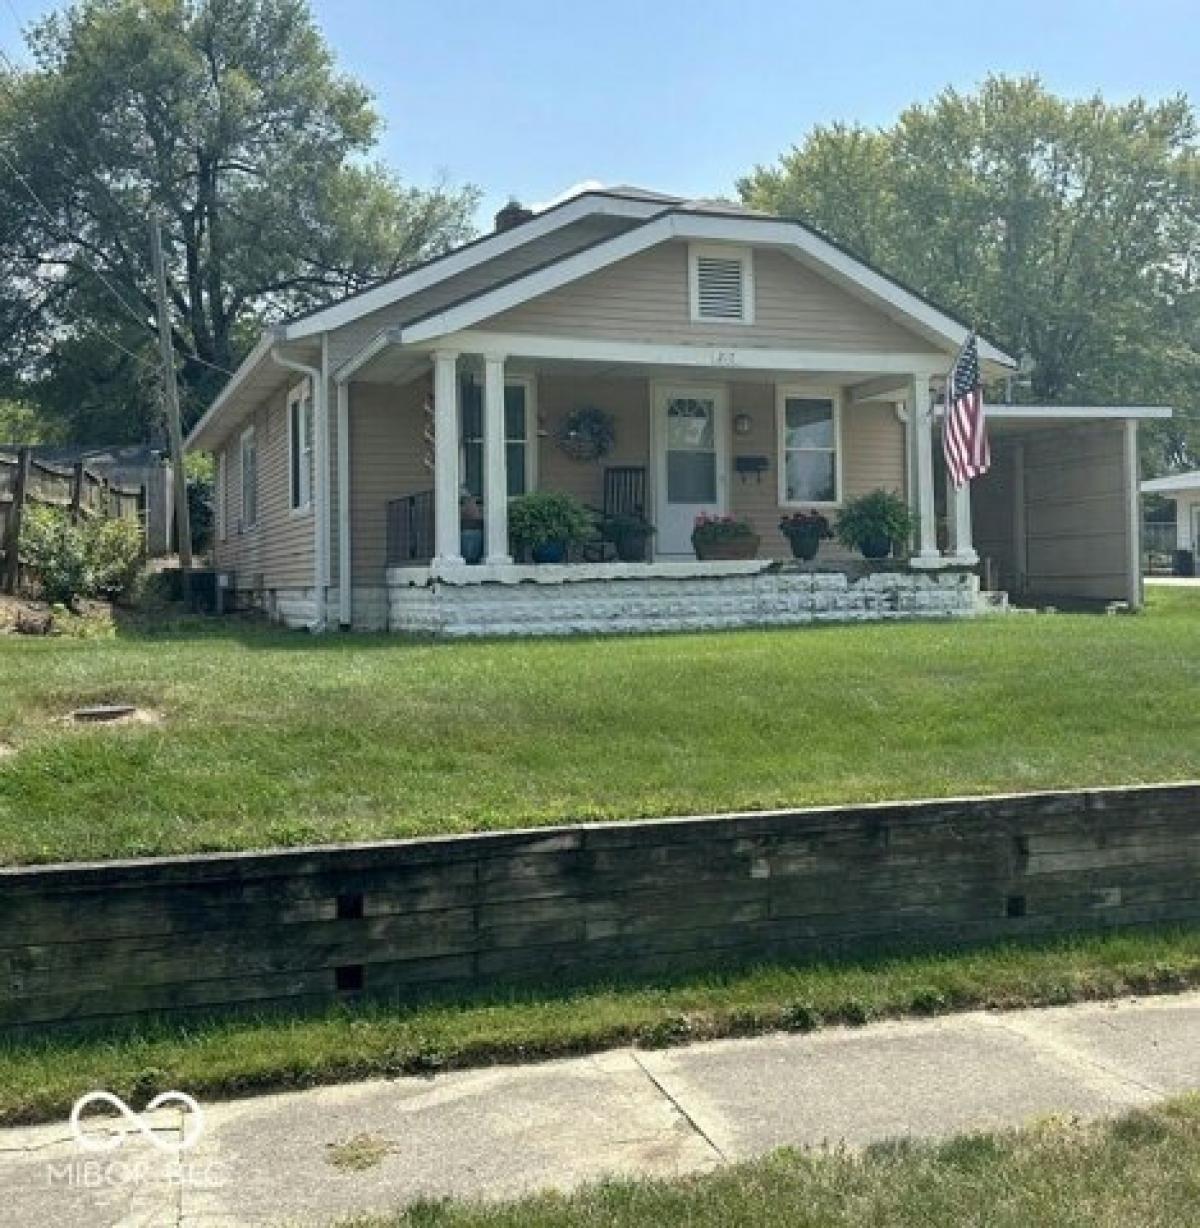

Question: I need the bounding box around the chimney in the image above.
[494,199,534,233]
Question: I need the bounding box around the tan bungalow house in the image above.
[185,185,1167,634]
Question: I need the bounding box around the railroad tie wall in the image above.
[1,782,1197,1031]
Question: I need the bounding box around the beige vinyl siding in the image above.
[536,377,650,509]
[209,390,314,589]
[729,387,906,560]
[343,371,910,579]
[484,243,942,354]
[349,378,430,578]
[1022,423,1130,601]
[325,217,637,371]
[972,442,1019,590]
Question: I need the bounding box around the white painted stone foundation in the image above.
[384,561,979,638]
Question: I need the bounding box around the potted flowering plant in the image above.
[691,513,760,561]
[778,510,832,561]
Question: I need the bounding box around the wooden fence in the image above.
[1,781,1198,1033]
[0,447,145,593]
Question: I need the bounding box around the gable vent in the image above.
[690,246,753,324]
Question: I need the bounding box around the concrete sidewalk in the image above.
[3,992,1199,1227]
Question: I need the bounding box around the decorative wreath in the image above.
[555,405,616,462]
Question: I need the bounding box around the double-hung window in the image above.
[240,425,258,530]
[777,389,840,506]
[288,384,314,511]
[216,449,227,541]
[460,377,535,499]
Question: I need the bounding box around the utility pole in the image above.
[149,217,193,591]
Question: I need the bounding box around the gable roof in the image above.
[366,206,1015,368]
[189,185,1019,451]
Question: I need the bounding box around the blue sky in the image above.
[3,0,1199,224]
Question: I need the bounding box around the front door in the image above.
[655,385,728,556]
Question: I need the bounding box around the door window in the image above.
[666,397,717,503]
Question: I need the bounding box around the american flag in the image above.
[942,333,990,488]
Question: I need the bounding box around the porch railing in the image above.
[386,490,435,566]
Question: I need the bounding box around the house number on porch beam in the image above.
[711,350,739,367]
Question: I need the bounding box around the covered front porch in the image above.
[334,334,981,633]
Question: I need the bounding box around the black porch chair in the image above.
[580,466,648,562]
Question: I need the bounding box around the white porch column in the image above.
[945,467,978,565]
[910,374,941,566]
[483,353,512,564]
[432,350,463,566]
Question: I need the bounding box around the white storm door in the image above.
[655,386,728,556]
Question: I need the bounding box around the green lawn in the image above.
[358,1093,1200,1227]
[0,587,1198,865]
[2,927,1199,1127]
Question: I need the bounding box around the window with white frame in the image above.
[689,244,754,324]
[240,425,258,529]
[777,390,840,506]
[216,449,227,541]
[460,377,535,499]
[288,383,314,511]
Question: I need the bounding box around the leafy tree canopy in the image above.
[0,0,479,441]
[740,77,1200,473]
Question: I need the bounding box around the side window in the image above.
[460,379,533,499]
[289,385,314,510]
[240,426,258,529]
[216,449,227,541]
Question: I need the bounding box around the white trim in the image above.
[184,329,281,451]
[510,374,538,495]
[849,375,910,405]
[282,193,665,339]
[286,378,314,514]
[398,212,1014,366]
[461,372,538,499]
[337,380,351,627]
[775,386,843,509]
[651,380,730,557]
[440,330,948,377]
[1124,418,1143,610]
[238,424,257,531]
[688,243,755,325]
[985,406,1172,421]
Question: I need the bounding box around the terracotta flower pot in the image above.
[693,536,760,561]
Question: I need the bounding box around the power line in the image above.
[0,43,235,380]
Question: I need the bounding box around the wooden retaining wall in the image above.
[2,782,1198,1031]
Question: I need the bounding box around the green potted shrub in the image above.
[601,512,655,562]
[691,514,760,561]
[508,491,594,563]
[778,510,832,561]
[835,489,912,560]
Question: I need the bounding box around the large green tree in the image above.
[0,0,478,440]
[740,77,1200,472]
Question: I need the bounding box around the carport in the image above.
[967,407,1170,609]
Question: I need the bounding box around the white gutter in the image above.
[270,345,328,632]
[185,328,282,451]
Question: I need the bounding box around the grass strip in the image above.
[2,926,1199,1128]
[352,1092,1200,1227]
